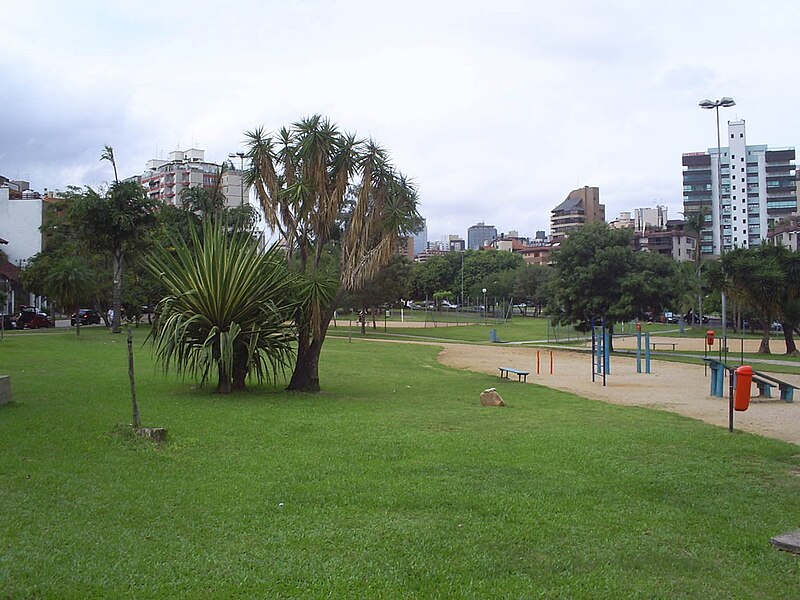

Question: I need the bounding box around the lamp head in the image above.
[699,99,716,109]
[719,97,736,108]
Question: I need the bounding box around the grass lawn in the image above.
[1,327,799,598]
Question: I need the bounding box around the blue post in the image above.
[636,331,642,373]
[603,328,610,375]
[645,332,651,374]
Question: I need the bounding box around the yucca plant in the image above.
[145,220,296,393]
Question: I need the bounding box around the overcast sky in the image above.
[2,0,799,242]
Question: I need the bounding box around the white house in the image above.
[0,186,43,268]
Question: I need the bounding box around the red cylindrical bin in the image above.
[734,365,754,411]
[636,322,642,332]
[706,330,715,346]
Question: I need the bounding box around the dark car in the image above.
[15,307,45,329]
[21,312,54,329]
[1,314,14,330]
[70,308,102,326]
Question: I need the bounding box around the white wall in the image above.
[0,187,43,267]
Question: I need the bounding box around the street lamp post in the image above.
[228,152,246,206]
[482,288,487,322]
[699,96,735,355]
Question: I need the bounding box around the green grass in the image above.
[330,315,585,344]
[1,327,800,598]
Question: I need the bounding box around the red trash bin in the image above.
[734,365,754,411]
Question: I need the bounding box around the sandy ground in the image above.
[434,341,800,446]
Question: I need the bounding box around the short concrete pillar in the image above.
[0,376,11,405]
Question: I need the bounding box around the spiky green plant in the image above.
[145,220,296,393]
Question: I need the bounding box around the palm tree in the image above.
[145,219,296,393]
[683,207,708,324]
[44,256,95,336]
[245,115,421,392]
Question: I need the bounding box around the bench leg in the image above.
[780,387,794,403]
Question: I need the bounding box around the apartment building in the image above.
[139,148,246,208]
[682,120,796,256]
[550,186,605,243]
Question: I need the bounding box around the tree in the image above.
[547,223,680,349]
[145,220,296,393]
[683,206,709,323]
[719,245,784,354]
[69,177,159,333]
[246,115,421,392]
[44,256,96,336]
[344,255,412,332]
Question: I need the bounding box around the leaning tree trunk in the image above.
[287,301,339,393]
[112,248,123,334]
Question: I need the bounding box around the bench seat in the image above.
[498,367,529,382]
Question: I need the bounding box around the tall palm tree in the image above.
[245,116,421,392]
[145,220,297,393]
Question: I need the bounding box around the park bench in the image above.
[753,371,797,403]
[650,342,677,351]
[498,367,529,382]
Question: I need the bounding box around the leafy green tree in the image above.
[69,178,159,333]
[719,245,784,354]
[513,264,554,315]
[344,255,412,331]
[44,256,96,336]
[548,223,679,349]
[246,115,421,392]
[145,220,296,393]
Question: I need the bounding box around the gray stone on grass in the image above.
[770,529,800,554]
[480,387,505,407]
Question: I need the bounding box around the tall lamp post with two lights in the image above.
[699,96,735,354]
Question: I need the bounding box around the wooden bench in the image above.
[753,371,797,403]
[650,342,677,351]
[498,367,529,382]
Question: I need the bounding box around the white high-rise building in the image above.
[682,120,796,256]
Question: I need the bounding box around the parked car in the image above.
[15,307,47,329]
[71,308,102,326]
[771,321,784,332]
[22,312,54,329]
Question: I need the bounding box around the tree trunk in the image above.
[783,325,798,356]
[758,328,771,355]
[217,363,231,394]
[112,248,123,334]
[232,352,248,391]
[127,327,141,429]
[287,296,340,393]
[288,339,322,392]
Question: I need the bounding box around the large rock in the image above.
[0,376,10,405]
[480,387,505,407]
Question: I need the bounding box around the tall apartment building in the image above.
[682,120,796,256]
[635,206,668,231]
[139,148,246,208]
[467,222,497,250]
[550,186,605,243]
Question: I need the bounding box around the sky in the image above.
[2,0,799,243]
